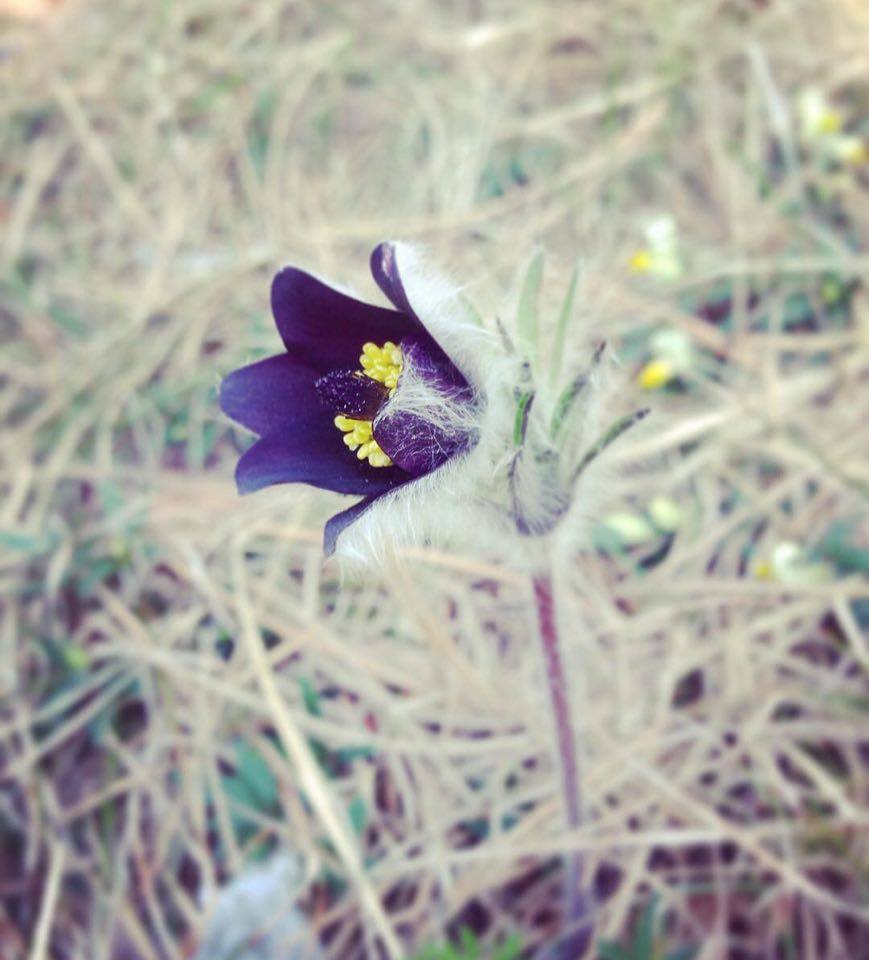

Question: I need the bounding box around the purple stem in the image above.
[533,574,586,925]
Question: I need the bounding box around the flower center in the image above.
[331,341,403,468]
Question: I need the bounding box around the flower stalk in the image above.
[532,570,586,927]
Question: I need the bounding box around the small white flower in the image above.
[754,541,834,586]
[637,327,695,390]
[629,215,683,280]
[601,511,658,547]
[797,87,868,166]
[648,495,682,534]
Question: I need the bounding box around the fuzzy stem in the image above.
[532,573,586,928]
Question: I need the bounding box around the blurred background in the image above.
[2,1,869,958]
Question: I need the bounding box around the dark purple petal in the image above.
[370,244,474,386]
[235,409,408,495]
[323,494,386,556]
[371,333,478,476]
[370,242,416,319]
[272,268,417,372]
[314,369,389,419]
[373,409,473,477]
[220,353,318,437]
[401,334,472,394]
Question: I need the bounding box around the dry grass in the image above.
[2,0,869,958]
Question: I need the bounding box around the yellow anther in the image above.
[359,340,403,392]
[333,414,392,467]
[368,449,391,467]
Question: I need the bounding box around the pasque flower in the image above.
[221,242,642,561]
[220,243,485,556]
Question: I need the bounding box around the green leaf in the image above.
[298,677,322,716]
[223,741,280,814]
[550,264,579,383]
[336,744,376,763]
[819,521,869,574]
[494,935,523,960]
[597,942,631,960]
[247,86,277,178]
[516,251,544,362]
[665,946,698,960]
[635,894,659,958]
[48,301,87,336]
[550,374,588,440]
[347,796,367,835]
[549,342,604,440]
[459,294,485,327]
[571,408,649,484]
[513,391,535,446]
[97,481,125,515]
[0,530,52,553]
[408,928,520,960]
[459,928,478,957]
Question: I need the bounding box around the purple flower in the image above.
[219,243,480,555]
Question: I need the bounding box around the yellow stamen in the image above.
[359,340,403,392]
[334,414,393,467]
